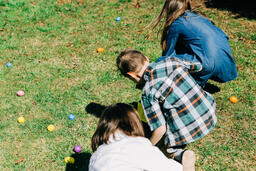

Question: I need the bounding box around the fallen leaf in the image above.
[135,2,140,8]
[236,65,243,70]
[14,159,24,164]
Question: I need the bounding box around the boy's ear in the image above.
[127,72,137,79]
[145,56,149,62]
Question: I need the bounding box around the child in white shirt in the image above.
[89,103,183,171]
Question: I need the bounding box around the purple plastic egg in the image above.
[73,145,82,153]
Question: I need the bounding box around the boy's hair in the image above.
[91,103,144,152]
[116,49,147,77]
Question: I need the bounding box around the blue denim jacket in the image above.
[156,10,238,87]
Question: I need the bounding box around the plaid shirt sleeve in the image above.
[141,88,166,131]
[176,58,202,72]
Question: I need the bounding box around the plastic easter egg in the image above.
[97,48,104,53]
[18,116,25,124]
[73,145,82,153]
[229,96,238,103]
[6,62,12,67]
[116,17,121,21]
[16,90,25,96]
[47,124,55,132]
[64,156,75,164]
[68,114,75,120]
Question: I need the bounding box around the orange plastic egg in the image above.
[229,96,238,103]
[97,48,104,53]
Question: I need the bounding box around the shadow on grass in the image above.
[205,0,256,19]
[85,102,107,118]
[203,83,220,94]
[65,152,91,171]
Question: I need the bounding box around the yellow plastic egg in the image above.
[64,156,75,164]
[17,116,25,124]
[47,124,55,132]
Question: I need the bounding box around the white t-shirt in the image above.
[89,131,182,171]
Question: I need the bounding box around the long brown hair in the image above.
[149,0,191,51]
[91,103,144,152]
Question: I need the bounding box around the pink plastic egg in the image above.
[16,90,25,96]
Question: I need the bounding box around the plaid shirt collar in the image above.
[143,62,156,82]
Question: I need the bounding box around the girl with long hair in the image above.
[149,0,238,88]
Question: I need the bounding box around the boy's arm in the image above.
[141,93,166,145]
[150,124,166,145]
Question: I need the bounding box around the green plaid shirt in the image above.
[141,57,217,147]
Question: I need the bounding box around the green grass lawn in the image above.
[0,0,255,170]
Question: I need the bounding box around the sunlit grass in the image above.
[0,0,255,170]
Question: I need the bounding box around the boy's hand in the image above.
[182,60,202,72]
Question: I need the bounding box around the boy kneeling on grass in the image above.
[116,49,217,171]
